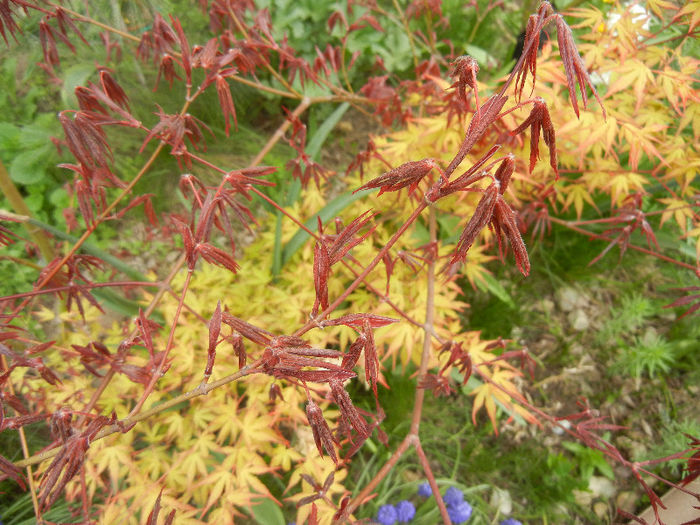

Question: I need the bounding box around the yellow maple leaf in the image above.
[460,244,497,288]
[659,198,695,234]
[605,171,648,206]
[471,367,537,433]
[647,0,680,19]
[681,227,700,260]
[269,442,303,471]
[288,455,351,525]
[605,60,654,111]
[677,0,700,31]
[92,441,134,489]
[238,408,282,448]
[619,121,666,170]
[471,381,499,430]
[560,184,599,219]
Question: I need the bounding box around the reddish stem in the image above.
[1,281,156,301]
[295,202,428,336]
[550,217,697,270]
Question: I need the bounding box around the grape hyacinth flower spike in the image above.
[376,503,398,525]
[395,500,416,523]
[417,481,432,497]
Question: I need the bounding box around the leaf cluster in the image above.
[1,0,698,524]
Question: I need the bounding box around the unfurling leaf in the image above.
[326,210,376,264]
[216,75,238,136]
[555,15,606,120]
[204,301,222,381]
[450,55,479,107]
[197,243,239,273]
[99,70,130,111]
[494,154,516,193]
[0,454,26,489]
[513,2,555,102]
[362,320,378,398]
[306,400,338,463]
[221,313,272,346]
[510,97,557,176]
[39,415,113,510]
[312,241,330,316]
[451,183,499,265]
[492,196,530,276]
[341,336,366,371]
[147,489,175,525]
[330,379,368,438]
[355,159,439,196]
[323,313,399,329]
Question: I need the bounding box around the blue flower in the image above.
[376,504,398,525]
[395,500,416,522]
[443,486,464,506]
[447,500,472,524]
[417,482,432,497]
[499,520,522,525]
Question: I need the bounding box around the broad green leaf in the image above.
[437,213,462,243]
[19,114,57,147]
[9,147,50,184]
[250,498,285,525]
[91,288,147,318]
[475,272,515,308]
[307,103,350,158]
[60,63,96,107]
[464,44,498,69]
[0,122,20,151]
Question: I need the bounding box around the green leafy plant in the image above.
[615,330,676,380]
[638,418,700,478]
[598,292,656,345]
[561,440,614,481]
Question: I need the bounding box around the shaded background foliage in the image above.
[0,0,698,523]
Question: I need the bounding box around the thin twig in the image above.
[15,361,262,469]
[1,354,43,523]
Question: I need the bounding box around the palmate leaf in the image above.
[556,112,617,161]
[238,409,283,448]
[200,469,238,514]
[471,382,498,431]
[470,368,537,434]
[288,457,349,525]
[269,443,303,471]
[605,59,654,109]
[677,0,700,31]
[659,198,696,233]
[235,463,279,506]
[560,183,599,219]
[92,443,133,489]
[459,244,497,289]
[605,171,648,206]
[619,121,668,170]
